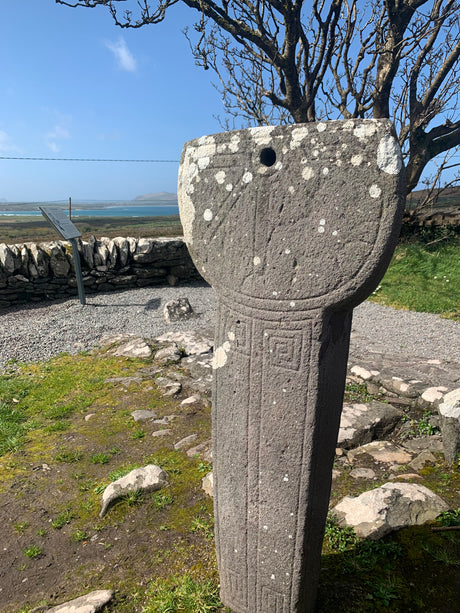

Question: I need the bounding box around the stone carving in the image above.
[178,120,405,613]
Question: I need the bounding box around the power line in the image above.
[0,156,179,163]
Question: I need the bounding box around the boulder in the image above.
[338,400,402,449]
[154,344,182,365]
[333,482,448,539]
[438,388,460,464]
[99,465,168,517]
[202,472,214,498]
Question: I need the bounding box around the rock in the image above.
[186,439,212,458]
[181,394,201,406]
[421,386,449,404]
[154,344,182,365]
[333,482,448,539]
[105,335,152,359]
[153,414,177,425]
[350,468,376,479]
[99,465,168,517]
[408,451,436,471]
[156,330,213,356]
[163,297,194,323]
[202,472,213,497]
[152,429,172,438]
[174,434,198,450]
[155,377,182,396]
[401,435,443,453]
[348,440,412,465]
[337,401,402,449]
[85,413,96,422]
[390,472,422,481]
[47,589,114,613]
[131,410,157,422]
[438,388,460,464]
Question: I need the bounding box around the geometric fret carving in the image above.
[265,329,303,372]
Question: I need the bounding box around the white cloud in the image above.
[45,124,70,152]
[105,38,137,72]
[0,130,22,154]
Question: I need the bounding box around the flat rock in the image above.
[156,330,213,356]
[131,410,157,422]
[48,590,114,613]
[348,440,412,465]
[333,482,448,539]
[174,434,198,450]
[338,401,402,449]
[99,465,168,517]
[180,394,201,406]
[408,450,436,471]
[153,414,177,425]
[350,468,376,479]
[401,435,443,453]
[186,439,212,458]
[202,472,213,498]
[152,429,172,438]
[155,376,182,396]
[110,336,152,359]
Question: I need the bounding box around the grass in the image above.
[369,237,460,319]
[142,574,222,613]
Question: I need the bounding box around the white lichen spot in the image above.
[332,230,338,236]
[319,219,326,225]
[225,183,233,191]
[284,248,291,254]
[198,156,210,170]
[288,186,295,194]
[322,167,329,176]
[369,184,382,199]
[312,149,319,157]
[229,134,240,152]
[263,525,268,531]
[290,126,309,149]
[353,121,377,140]
[215,170,226,184]
[317,122,327,132]
[212,346,228,370]
[318,226,325,233]
[271,574,275,580]
[248,125,275,145]
[273,400,277,405]
[288,534,293,539]
[344,120,355,130]
[377,134,403,175]
[282,389,286,393]
[217,143,227,153]
[253,256,261,266]
[243,171,253,183]
[302,166,314,181]
[272,291,278,296]
[283,475,289,482]
[336,159,343,167]
[351,154,363,166]
[289,301,295,308]
[275,161,283,170]
[223,341,231,352]
[227,331,236,341]
[282,146,288,154]
[203,209,213,221]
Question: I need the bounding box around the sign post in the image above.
[39,206,86,305]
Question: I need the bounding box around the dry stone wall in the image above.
[0,236,202,308]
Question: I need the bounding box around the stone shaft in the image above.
[178,120,405,613]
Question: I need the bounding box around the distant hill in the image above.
[133,192,177,202]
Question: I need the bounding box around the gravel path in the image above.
[0,283,458,369]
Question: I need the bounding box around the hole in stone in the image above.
[259,147,276,167]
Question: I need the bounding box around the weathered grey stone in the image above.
[332,482,448,539]
[110,336,152,359]
[174,433,198,450]
[408,450,436,471]
[47,589,114,613]
[202,471,213,498]
[153,414,177,425]
[163,297,194,323]
[401,435,443,453]
[350,468,376,479]
[99,464,167,517]
[156,330,213,356]
[154,344,182,364]
[29,243,50,277]
[155,376,182,396]
[438,388,460,464]
[152,429,172,437]
[186,439,212,458]
[338,400,402,449]
[178,119,405,613]
[131,410,157,422]
[0,244,16,274]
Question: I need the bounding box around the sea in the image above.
[0,205,179,218]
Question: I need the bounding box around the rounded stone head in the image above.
[178,120,405,312]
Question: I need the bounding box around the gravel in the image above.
[0,283,458,369]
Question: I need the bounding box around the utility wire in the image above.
[0,156,179,163]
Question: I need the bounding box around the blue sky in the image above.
[0,0,223,202]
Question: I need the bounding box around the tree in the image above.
[56,0,460,194]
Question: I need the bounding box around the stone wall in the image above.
[0,236,202,309]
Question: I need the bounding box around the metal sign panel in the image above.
[39,206,81,240]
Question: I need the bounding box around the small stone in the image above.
[152,429,172,438]
[163,297,194,323]
[401,435,443,453]
[335,448,343,457]
[186,439,212,458]
[154,344,182,365]
[99,465,168,517]
[332,469,341,479]
[131,410,157,422]
[174,434,198,450]
[112,337,152,359]
[202,472,213,497]
[390,473,422,481]
[153,414,177,425]
[421,386,448,404]
[438,388,460,465]
[350,468,376,479]
[47,590,114,613]
[338,401,402,449]
[181,395,201,406]
[85,413,96,422]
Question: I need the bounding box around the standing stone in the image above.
[438,388,460,464]
[178,120,405,613]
